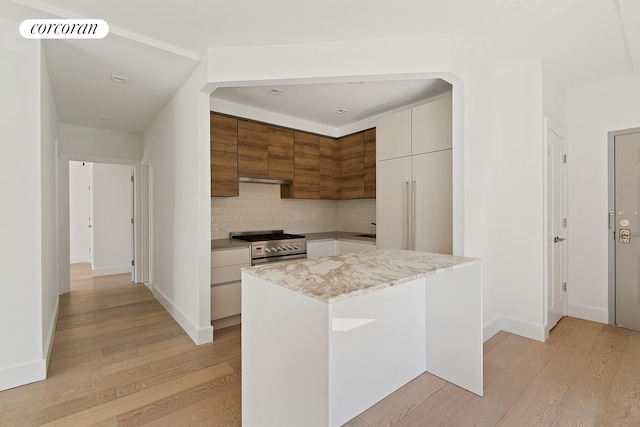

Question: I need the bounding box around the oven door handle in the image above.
[252,253,307,266]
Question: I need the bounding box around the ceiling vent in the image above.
[109,74,127,83]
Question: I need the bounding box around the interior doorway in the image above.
[608,127,640,331]
[544,117,568,338]
[68,160,135,290]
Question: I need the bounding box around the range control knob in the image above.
[264,248,271,253]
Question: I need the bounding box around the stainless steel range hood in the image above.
[239,176,293,185]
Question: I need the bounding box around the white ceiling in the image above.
[2,0,639,134]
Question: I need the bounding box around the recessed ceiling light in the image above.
[268,88,282,95]
[110,74,127,83]
[334,108,348,114]
[99,116,112,122]
[349,81,364,84]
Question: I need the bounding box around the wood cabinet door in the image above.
[411,95,452,155]
[364,129,376,198]
[267,127,294,180]
[376,109,411,161]
[340,132,365,199]
[238,120,268,178]
[320,136,340,199]
[292,132,320,199]
[210,113,238,197]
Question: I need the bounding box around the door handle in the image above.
[553,236,566,243]
[88,225,92,228]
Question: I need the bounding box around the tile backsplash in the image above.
[211,182,376,239]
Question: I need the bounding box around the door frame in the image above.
[607,127,640,325]
[543,116,568,338]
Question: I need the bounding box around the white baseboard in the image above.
[153,287,213,345]
[569,303,608,324]
[44,298,59,372]
[91,265,132,277]
[498,316,546,342]
[70,256,90,264]
[0,358,46,392]
[483,316,502,343]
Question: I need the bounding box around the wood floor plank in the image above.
[598,330,640,425]
[392,381,475,426]
[357,372,446,426]
[41,363,235,426]
[138,386,241,427]
[551,325,630,426]
[497,376,568,426]
[484,334,532,368]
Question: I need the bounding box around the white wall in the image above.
[59,124,142,160]
[143,60,213,345]
[69,161,90,263]
[0,18,55,391]
[40,46,59,374]
[566,74,640,323]
[493,62,545,340]
[91,163,133,276]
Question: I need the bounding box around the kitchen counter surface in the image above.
[242,249,478,303]
[211,231,375,251]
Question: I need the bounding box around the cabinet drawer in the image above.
[211,247,250,268]
[211,265,245,285]
[211,282,241,321]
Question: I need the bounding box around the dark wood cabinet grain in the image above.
[210,113,238,197]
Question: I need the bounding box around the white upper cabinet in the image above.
[376,109,411,161]
[411,95,452,155]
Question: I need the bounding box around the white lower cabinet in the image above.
[307,240,335,259]
[211,247,250,326]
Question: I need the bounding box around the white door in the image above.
[376,157,411,250]
[614,130,640,331]
[412,150,452,254]
[546,120,568,334]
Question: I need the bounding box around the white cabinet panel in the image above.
[413,151,452,254]
[339,241,376,255]
[307,240,335,259]
[211,264,243,285]
[211,282,242,320]
[376,157,411,250]
[211,247,250,267]
[376,109,411,161]
[411,95,452,155]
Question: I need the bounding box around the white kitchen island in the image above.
[241,249,482,427]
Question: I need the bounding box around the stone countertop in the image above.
[242,249,479,303]
[211,231,375,251]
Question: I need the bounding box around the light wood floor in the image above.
[2,265,640,426]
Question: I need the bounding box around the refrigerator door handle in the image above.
[405,181,410,250]
[411,180,416,250]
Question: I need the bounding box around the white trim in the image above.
[44,298,59,372]
[0,359,46,392]
[153,287,213,345]
[70,256,90,264]
[483,316,501,343]
[568,303,608,324]
[499,316,546,342]
[91,265,132,277]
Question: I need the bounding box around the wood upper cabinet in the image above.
[320,136,340,199]
[340,132,365,199]
[238,120,268,178]
[267,127,294,180]
[288,132,320,199]
[364,129,376,198]
[210,113,238,197]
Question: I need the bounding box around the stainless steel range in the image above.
[230,230,307,265]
